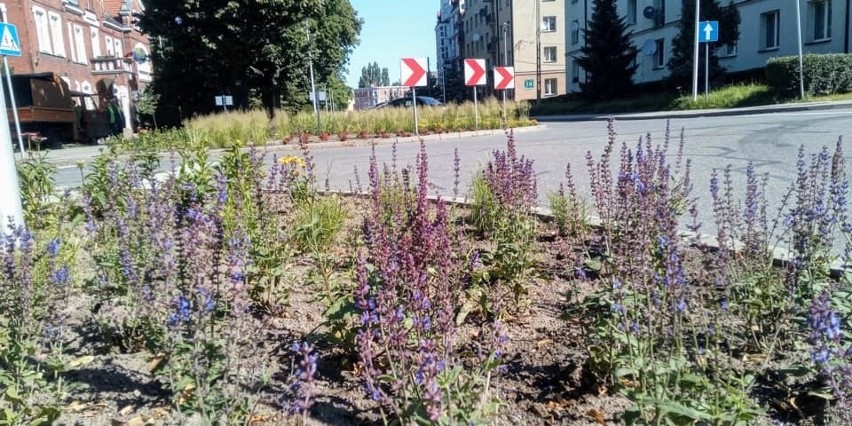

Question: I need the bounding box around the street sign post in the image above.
[0,23,22,56]
[0,23,23,157]
[698,20,719,42]
[494,67,515,90]
[0,22,23,232]
[214,95,234,113]
[401,58,427,136]
[698,21,719,100]
[494,67,514,124]
[464,58,486,130]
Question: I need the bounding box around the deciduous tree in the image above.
[140,0,362,125]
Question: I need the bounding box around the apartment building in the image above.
[566,0,851,93]
[2,0,152,132]
[436,0,568,101]
[436,0,459,87]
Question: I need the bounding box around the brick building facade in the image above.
[1,0,151,133]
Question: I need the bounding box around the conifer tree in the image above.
[576,0,638,101]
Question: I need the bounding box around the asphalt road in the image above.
[53,110,852,243]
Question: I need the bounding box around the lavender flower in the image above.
[286,341,318,417]
[167,295,192,326]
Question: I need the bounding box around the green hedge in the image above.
[766,54,852,97]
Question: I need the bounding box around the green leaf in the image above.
[4,386,20,401]
[68,355,96,368]
[642,398,715,421]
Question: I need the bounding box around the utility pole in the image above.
[306,22,320,132]
[535,0,541,103]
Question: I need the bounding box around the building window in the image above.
[90,27,101,58]
[32,7,52,54]
[810,0,831,41]
[542,16,556,32]
[627,0,637,25]
[47,11,66,57]
[115,38,123,58]
[761,10,780,49]
[66,23,75,62]
[653,0,666,28]
[724,42,737,56]
[104,35,114,57]
[571,59,580,83]
[73,25,86,64]
[654,38,664,68]
[543,46,557,63]
[571,21,579,45]
[544,78,557,96]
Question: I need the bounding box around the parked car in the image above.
[375,96,444,109]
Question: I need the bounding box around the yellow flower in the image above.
[278,155,306,168]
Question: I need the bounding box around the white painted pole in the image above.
[795,0,805,100]
[502,22,508,121]
[0,62,24,232]
[692,0,700,101]
[3,57,22,157]
[473,86,479,130]
[412,86,419,136]
[704,43,709,100]
[306,23,320,132]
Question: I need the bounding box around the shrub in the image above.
[766,54,852,98]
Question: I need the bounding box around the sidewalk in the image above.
[533,99,852,122]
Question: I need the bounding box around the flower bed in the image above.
[4,125,852,425]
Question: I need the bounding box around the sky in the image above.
[345,0,438,88]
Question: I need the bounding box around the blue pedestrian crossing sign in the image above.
[0,23,21,57]
[698,21,719,43]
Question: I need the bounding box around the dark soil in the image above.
[49,198,848,426]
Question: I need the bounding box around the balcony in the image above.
[91,56,133,75]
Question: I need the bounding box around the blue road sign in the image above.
[699,21,719,43]
[0,23,21,57]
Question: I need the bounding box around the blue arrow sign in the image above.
[0,23,21,57]
[699,21,719,43]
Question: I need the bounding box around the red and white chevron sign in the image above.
[400,57,427,87]
[494,66,515,90]
[464,58,486,86]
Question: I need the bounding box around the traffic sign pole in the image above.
[464,58,486,131]
[3,56,23,157]
[0,59,24,232]
[473,86,479,131]
[0,22,25,232]
[412,86,419,136]
[705,43,709,100]
[400,57,427,136]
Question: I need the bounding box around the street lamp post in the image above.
[795,0,805,100]
[306,23,321,133]
[692,0,700,101]
[502,21,509,120]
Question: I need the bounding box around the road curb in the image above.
[533,100,852,122]
[37,125,544,168]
